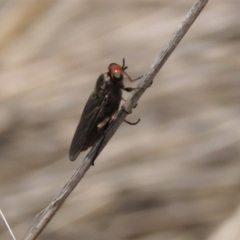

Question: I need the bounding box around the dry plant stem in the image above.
[22,1,208,240]
[0,209,16,240]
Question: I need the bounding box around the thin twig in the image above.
[0,209,16,240]
[22,1,208,239]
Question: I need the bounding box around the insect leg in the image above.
[125,73,143,82]
[97,117,111,130]
[122,100,140,124]
[124,118,140,125]
[123,87,146,92]
[121,96,137,108]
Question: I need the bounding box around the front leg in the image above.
[97,117,111,130]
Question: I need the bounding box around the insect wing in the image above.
[69,93,103,161]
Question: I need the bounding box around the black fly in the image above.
[69,59,141,163]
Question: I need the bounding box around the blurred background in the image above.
[0,0,240,240]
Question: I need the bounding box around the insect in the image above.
[69,59,141,163]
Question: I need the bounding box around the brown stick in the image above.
[22,1,208,239]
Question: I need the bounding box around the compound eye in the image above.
[113,73,123,81]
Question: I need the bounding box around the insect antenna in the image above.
[122,58,128,70]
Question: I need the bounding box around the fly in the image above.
[69,59,141,163]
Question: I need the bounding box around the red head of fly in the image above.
[108,58,142,83]
[108,65,124,81]
[108,58,133,82]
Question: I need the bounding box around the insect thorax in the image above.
[94,72,112,96]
